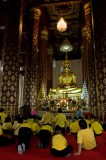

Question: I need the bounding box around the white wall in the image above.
[18,74,24,112]
[53,58,83,88]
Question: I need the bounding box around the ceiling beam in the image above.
[37,0,82,7]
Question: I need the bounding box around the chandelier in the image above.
[57,17,67,32]
[60,38,73,52]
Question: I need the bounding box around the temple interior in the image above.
[0,0,106,122]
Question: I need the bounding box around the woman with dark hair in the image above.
[74,119,97,156]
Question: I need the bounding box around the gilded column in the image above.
[38,27,48,99]
[0,0,23,116]
[24,8,41,107]
[84,2,97,108]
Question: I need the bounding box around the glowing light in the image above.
[57,17,67,32]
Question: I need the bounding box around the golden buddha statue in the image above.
[58,54,76,88]
[48,53,82,98]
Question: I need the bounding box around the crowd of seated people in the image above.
[0,107,104,157]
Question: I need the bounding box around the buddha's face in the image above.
[64,67,70,73]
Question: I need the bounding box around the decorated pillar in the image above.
[38,26,49,99]
[81,26,88,84]
[24,8,41,107]
[0,0,23,116]
[47,46,53,95]
[84,2,97,108]
[92,0,106,121]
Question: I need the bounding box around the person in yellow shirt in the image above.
[2,116,13,138]
[13,116,23,136]
[0,124,3,136]
[0,124,15,146]
[53,108,67,135]
[31,122,40,135]
[89,115,95,127]
[91,116,103,136]
[69,117,80,134]
[28,116,41,135]
[84,116,90,128]
[37,124,53,148]
[40,107,54,126]
[26,115,40,135]
[0,108,7,124]
[74,119,97,156]
[50,125,73,157]
[17,117,33,153]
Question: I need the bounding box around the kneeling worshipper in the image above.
[17,117,33,154]
[2,116,13,139]
[50,126,73,157]
[0,124,15,146]
[37,123,53,148]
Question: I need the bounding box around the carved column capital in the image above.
[40,26,49,40]
[30,7,41,19]
[84,2,91,15]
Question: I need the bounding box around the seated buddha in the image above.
[49,53,81,97]
[58,66,76,88]
[58,53,77,88]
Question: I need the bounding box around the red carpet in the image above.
[0,132,106,160]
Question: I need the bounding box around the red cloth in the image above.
[0,132,106,160]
